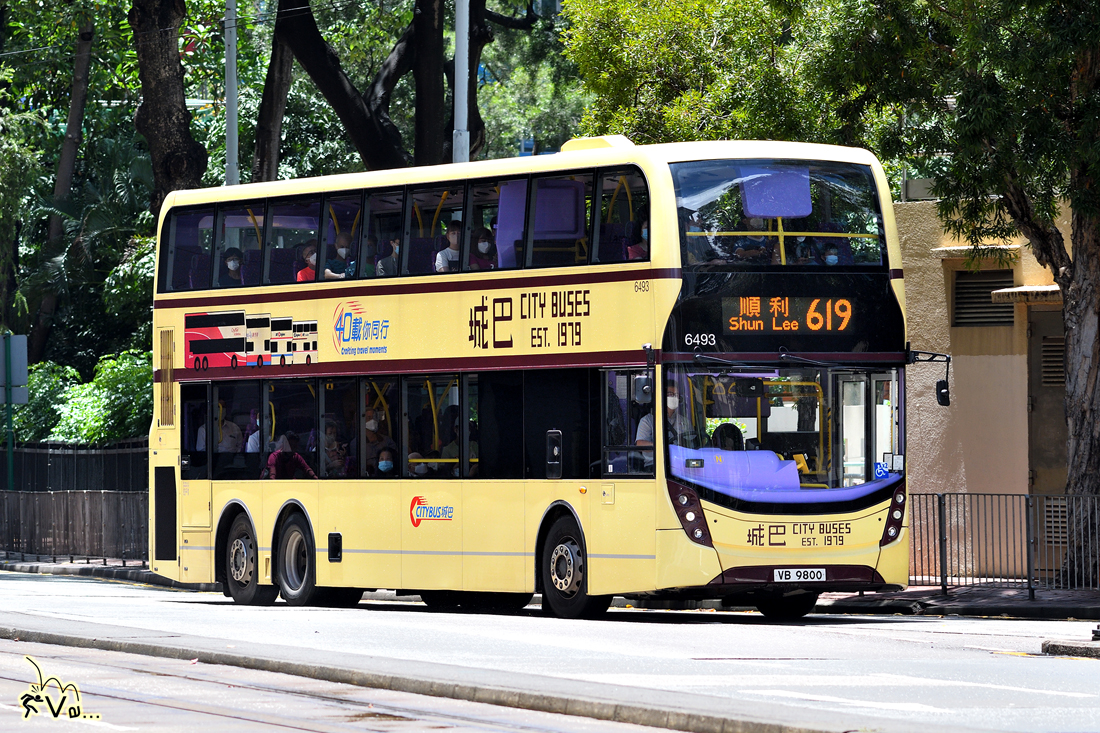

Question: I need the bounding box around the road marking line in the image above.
[739,689,948,713]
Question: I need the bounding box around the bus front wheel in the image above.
[276,513,316,606]
[225,515,278,606]
[754,592,819,621]
[540,516,611,619]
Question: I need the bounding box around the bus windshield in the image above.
[670,159,884,267]
[664,365,901,504]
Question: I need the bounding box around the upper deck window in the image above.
[670,160,885,268]
[264,197,320,284]
[214,201,265,288]
[595,169,649,263]
[160,206,214,292]
[528,173,593,268]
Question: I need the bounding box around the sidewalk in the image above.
[2,554,1099,621]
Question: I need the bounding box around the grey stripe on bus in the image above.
[314,549,534,557]
[588,553,656,560]
[179,546,215,551]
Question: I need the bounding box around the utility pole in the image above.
[452,0,470,163]
[4,333,12,491]
[225,0,240,185]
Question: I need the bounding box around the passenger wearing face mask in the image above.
[324,232,357,280]
[821,244,840,266]
[627,220,650,260]
[468,227,496,270]
[408,452,429,478]
[376,448,397,478]
[218,247,245,287]
[636,383,692,449]
[296,242,318,282]
[362,408,397,476]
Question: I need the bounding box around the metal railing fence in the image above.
[0,491,147,561]
[0,439,148,493]
[910,493,1100,595]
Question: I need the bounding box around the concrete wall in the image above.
[896,201,1062,497]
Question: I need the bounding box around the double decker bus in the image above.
[149,136,910,619]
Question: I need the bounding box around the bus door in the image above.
[401,375,464,590]
[836,374,869,486]
[179,382,212,580]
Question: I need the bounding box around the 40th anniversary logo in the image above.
[409,496,454,527]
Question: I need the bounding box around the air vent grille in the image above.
[1041,336,1066,387]
[953,270,1014,326]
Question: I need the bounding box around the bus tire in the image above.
[201,357,209,370]
[754,592,819,621]
[276,513,317,606]
[231,355,238,369]
[306,355,311,365]
[225,514,278,606]
[280,355,286,367]
[540,516,611,619]
[193,357,201,371]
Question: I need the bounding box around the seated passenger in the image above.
[362,409,397,474]
[627,221,649,260]
[710,422,745,451]
[296,242,318,282]
[324,233,356,280]
[265,431,318,479]
[376,239,399,277]
[469,227,496,270]
[408,452,428,478]
[375,448,397,478]
[733,218,771,262]
[435,223,462,272]
[440,419,478,477]
[636,383,691,448]
[218,247,244,287]
[821,244,840,266]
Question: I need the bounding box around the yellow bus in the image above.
[149,136,909,619]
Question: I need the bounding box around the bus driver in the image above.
[636,382,691,449]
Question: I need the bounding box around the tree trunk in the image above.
[129,0,208,219]
[251,32,294,182]
[275,0,408,170]
[0,223,20,332]
[27,20,94,364]
[1060,206,1100,585]
[413,0,445,166]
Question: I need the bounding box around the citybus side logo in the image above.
[409,496,454,527]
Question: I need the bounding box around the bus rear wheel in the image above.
[754,592,819,621]
[540,516,611,619]
[225,515,278,605]
[276,513,316,606]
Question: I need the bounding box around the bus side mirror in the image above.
[633,375,653,404]
[936,379,950,407]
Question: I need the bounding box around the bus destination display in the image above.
[721,296,853,334]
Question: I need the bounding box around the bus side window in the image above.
[214,201,265,288]
[265,197,320,285]
[528,174,593,268]
[264,380,320,479]
[211,381,261,480]
[362,376,399,478]
[602,370,653,476]
[366,189,404,278]
[322,378,359,478]
[161,206,214,292]
[466,178,526,271]
[321,194,364,281]
[180,383,209,479]
[595,168,649,263]
[405,185,465,276]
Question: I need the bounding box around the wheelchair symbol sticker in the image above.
[873,462,889,480]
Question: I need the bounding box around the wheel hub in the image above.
[229,537,252,584]
[549,541,583,594]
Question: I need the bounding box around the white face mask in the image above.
[666,395,679,411]
[393,245,400,255]
[478,240,490,254]
[226,259,240,271]
[365,419,379,432]
[414,464,428,475]
[825,255,839,266]
[688,225,702,233]
[337,248,348,259]
[308,254,317,266]
[641,228,649,241]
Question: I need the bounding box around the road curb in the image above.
[0,624,834,733]
[0,560,221,593]
[1041,639,1100,658]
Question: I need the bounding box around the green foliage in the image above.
[561,0,841,145]
[8,361,82,443]
[49,350,152,443]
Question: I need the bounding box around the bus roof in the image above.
[160,138,882,216]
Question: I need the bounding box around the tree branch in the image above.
[485,1,537,30]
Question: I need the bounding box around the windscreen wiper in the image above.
[693,353,754,368]
[777,347,839,368]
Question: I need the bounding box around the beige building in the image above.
[897,201,1067,499]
